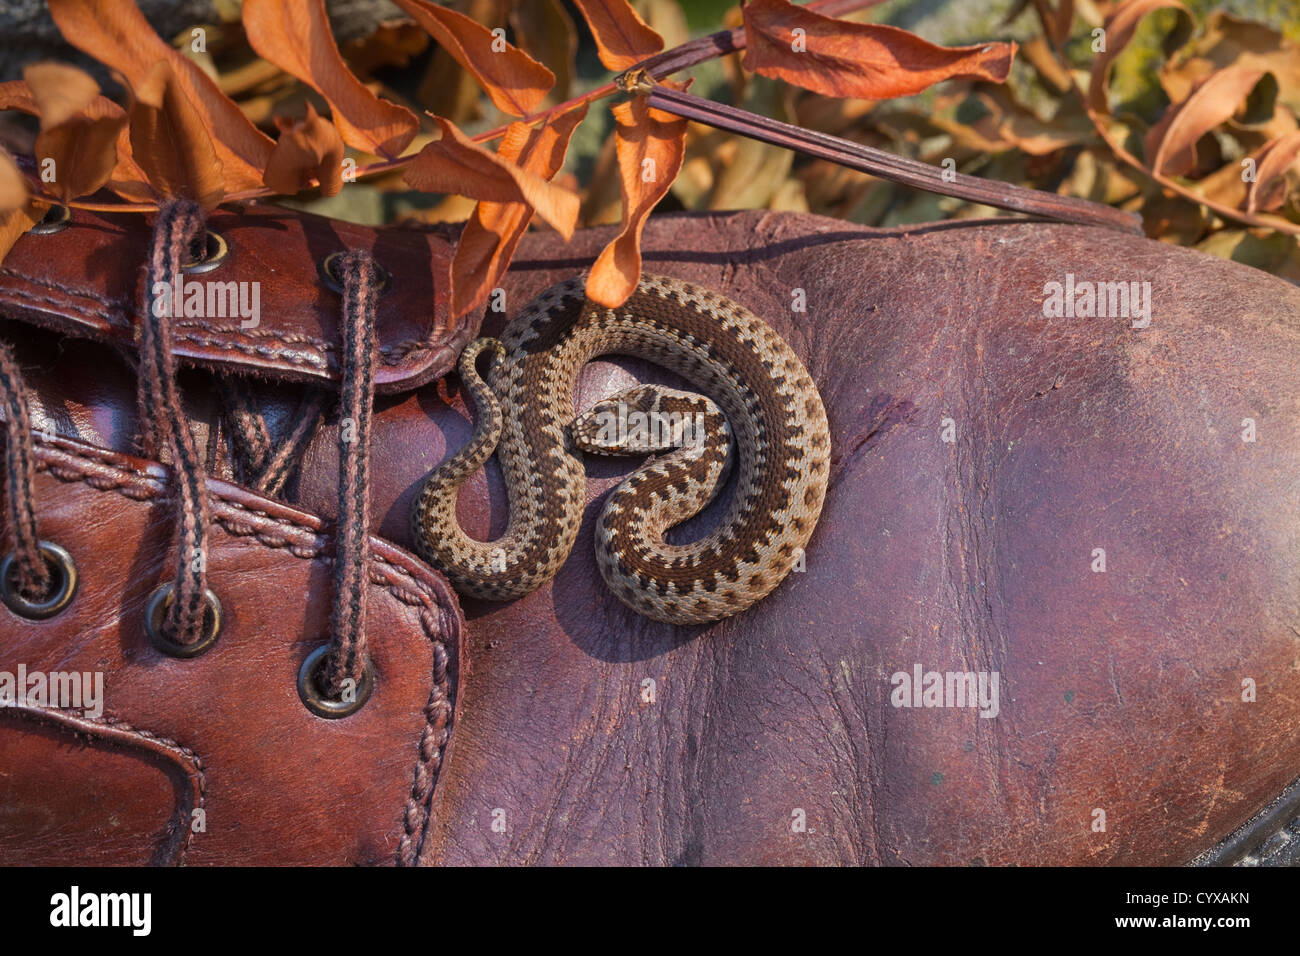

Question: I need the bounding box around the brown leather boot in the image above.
[1,202,1298,865]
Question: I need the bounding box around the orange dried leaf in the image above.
[391,0,555,117]
[263,104,346,197]
[1088,0,1192,115]
[452,104,588,319]
[0,79,151,203]
[405,116,578,239]
[1149,66,1267,176]
[128,60,225,208]
[242,0,417,159]
[47,0,272,192]
[1249,131,1300,213]
[586,88,687,308]
[741,0,1016,100]
[0,197,42,266]
[24,63,126,201]
[0,149,28,213]
[571,0,664,71]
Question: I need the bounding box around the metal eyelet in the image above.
[297,644,373,719]
[320,252,389,294]
[0,541,78,619]
[145,583,222,658]
[181,231,228,275]
[29,203,72,236]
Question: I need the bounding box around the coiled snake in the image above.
[411,274,830,625]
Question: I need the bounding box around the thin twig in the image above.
[640,82,1143,233]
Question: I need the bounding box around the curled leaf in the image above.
[263,104,346,197]
[47,0,272,192]
[1088,0,1193,115]
[1148,66,1266,176]
[243,0,418,158]
[571,0,664,71]
[23,63,126,202]
[1248,131,1300,214]
[452,104,588,319]
[586,86,688,307]
[405,116,578,238]
[0,80,150,202]
[741,0,1016,100]
[128,60,225,208]
[391,0,555,117]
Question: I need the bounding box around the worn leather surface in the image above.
[0,435,463,866]
[2,206,1298,865]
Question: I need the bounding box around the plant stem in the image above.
[642,83,1144,233]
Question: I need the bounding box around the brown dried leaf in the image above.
[392,0,555,117]
[24,63,126,201]
[128,60,225,208]
[1148,66,1266,176]
[263,103,346,198]
[1249,131,1300,214]
[0,196,42,266]
[742,0,1016,100]
[0,148,28,212]
[1088,0,1192,115]
[452,104,588,319]
[0,80,151,202]
[404,116,578,238]
[1161,13,1300,115]
[571,0,664,72]
[243,0,417,158]
[47,0,272,192]
[586,85,688,307]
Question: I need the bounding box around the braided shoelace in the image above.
[1,199,381,710]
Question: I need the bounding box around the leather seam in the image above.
[6,707,207,866]
[30,436,457,866]
[0,273,440,366]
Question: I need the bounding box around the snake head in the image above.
[569,384,729,459]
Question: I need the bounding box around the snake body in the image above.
[411,274,830,625]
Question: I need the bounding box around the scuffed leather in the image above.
[2,207,1298,865]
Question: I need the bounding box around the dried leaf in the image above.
[586,86,688,307]
[1248,131,1300,214]
[0,149,28,212]
[404,116,578,238]
[0,80,150,202]
[243,0,417,158]
[571,0,664,71]
[1148,66,1266,176]
[741,0,1016,100]
[1088,0,1192,115]
[0,196,42,266]
[452,104,588,318]
[392,0,555,117]
[24,63,126,201]
[47,0,272,192]
[1161,12,1300,115]
[263,103,346,197]
[128,60,225,208]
